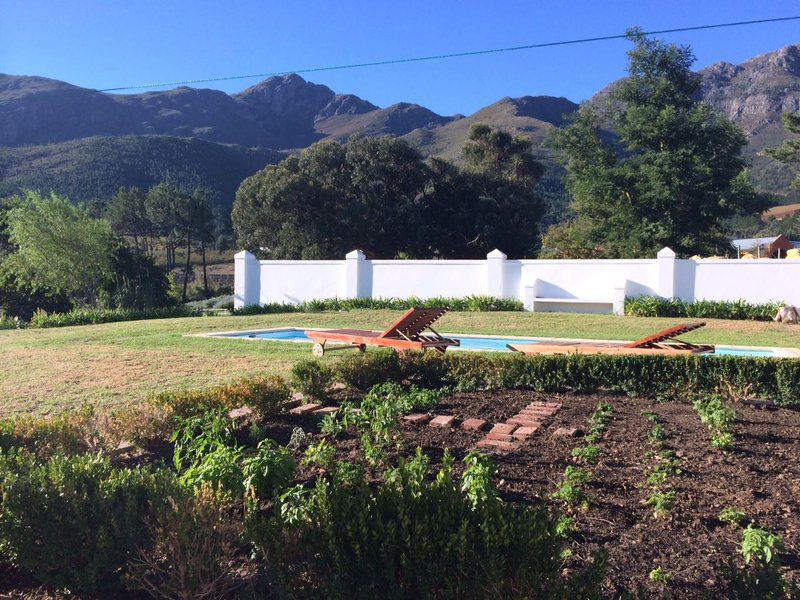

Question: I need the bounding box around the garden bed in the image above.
[285,389,800,597]
[3,356,800,598]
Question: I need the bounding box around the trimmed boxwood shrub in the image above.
[333,351,800,407]
[150,374,291,418]
[336,349,402,390]
[291,360,335,401]
[0,451,180,594]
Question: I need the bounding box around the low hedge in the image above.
[233,295,524,315]
[150,375,291,418]
[331,350,800,407]
[0,451,180,594]
[28,305,200,328]
[625,297,783,321]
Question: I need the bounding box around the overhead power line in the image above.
[99,15,800,92]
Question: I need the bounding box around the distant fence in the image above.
[234,248,800,314]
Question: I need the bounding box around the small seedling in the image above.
[552,466,591,508]
[641,410,659,423]
[647,423,665,443]
[555,515,574,538]
[718,507,746,526]
[571,444,601,465]
[711,431,734,452]
[649,566,673,583]
[646,490,676,518]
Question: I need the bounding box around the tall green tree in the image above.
[233,130,544,259]
[764,112,800,190]
[105,186,153,253]
[145,183,187,270]
[3,191,115,305]
[545,30,765,258]
[144,183,214,301]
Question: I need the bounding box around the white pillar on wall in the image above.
[657,247,677,299]
[345,249,366,298]
[234,250,261,309]
[486,249,507,297]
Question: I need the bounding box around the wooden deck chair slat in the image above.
[624,322,706,349]
[379,307,448,340]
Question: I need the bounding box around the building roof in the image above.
[763,203,800,220]
[731,236,781,251]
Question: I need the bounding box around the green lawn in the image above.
[2,310,799,417]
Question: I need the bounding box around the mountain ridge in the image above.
[1,42,799,206]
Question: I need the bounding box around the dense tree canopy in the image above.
[0,191,175,317]
[544,31,765,258]
[3,191,116,304]
[233,128,544,259]
[764,112,800,190]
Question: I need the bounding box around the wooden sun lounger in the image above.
[508,322,715,356]
[305,307,459,356]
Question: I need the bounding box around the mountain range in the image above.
[1,43,799,210]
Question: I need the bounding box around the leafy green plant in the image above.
[719,507,747,526]
[287,426,308,451]
[726,524,796,599]
[291,359,334,402]
[355,383,431,465]
[319,412,345,438]
[641,410,659,423]
[257,449,601,598]
[302,439,336,471]
[180,444,245,494]
[460,451,498,508]
[647,423,665,443]
[170,410,235,472]
[584,402,613,443]
[242,439,295,499]
[711,431,735,452]
[555,515,574,538]
[741,525,783,566]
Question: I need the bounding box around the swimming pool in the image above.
[207,328,779,357]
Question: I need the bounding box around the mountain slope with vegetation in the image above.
[0,135,284,207]
[1,42,799,207]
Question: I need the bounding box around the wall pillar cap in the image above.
[487,249,507,259]
[234,250,256,259]
[346,249,366,260]
[657,247,676,259]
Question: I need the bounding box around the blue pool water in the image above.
[213,329,776,357]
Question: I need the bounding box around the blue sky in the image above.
[2,1,798,115]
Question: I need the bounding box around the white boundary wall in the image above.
[234,247,800,313]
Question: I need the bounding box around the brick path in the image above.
[476,401,562,454]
